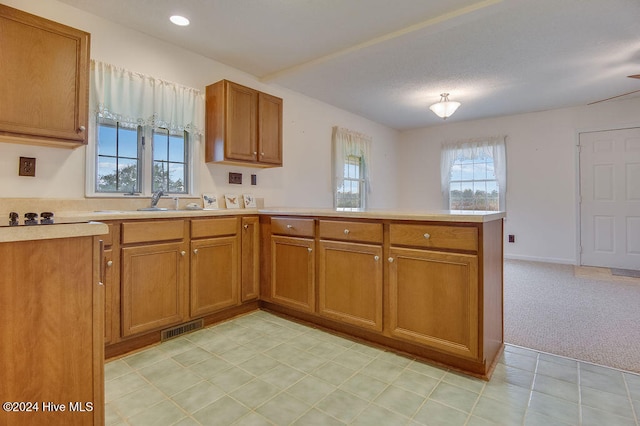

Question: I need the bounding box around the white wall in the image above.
[398,97,640,264]
[0,0,399,209]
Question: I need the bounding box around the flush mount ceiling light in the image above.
[169,15,190,26]
[429,93,461,119]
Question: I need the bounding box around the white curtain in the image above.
[332,126,372,207]
[90,60,205,135]
[440,136,507,210]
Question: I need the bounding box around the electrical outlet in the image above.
[229,172,242,184]
[508,234,515,243]
[251,174,257,185]
[19,157,36,177]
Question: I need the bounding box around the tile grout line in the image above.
[520,352,540,426]
[622,373,640,426]
[577,361,583,426]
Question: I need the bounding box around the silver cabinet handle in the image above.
[244,224,249,230]
[193,249,198,254]
[374,255,380,261]
[253,151,257,156]
[344,229,350,235]
[287,224,293,229]
[181,251,186,256]
[308,247,313,253]
[78,125,86,132]
[388,257,394,263]
[261,152,265,156]
[106,260,113,267]
[424,233,431,239]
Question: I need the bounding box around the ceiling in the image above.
[58,0,640,130]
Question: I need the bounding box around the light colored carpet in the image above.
[504,259,640,373]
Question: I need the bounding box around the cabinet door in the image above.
[225,81,258,161]
[0,236,103,425]
[241,216,260,302]
[258,91,283,165]
[0,5,89,145]
[190,236,239,317]
[388,247,479,359]
[319,240,383,331]
[121,242,187,337]
[271,235,315,312]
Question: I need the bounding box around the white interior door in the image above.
[579,128,640,270]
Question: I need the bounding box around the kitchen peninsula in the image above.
[2,207,504,389]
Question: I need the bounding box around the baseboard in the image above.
[504,253,576,265]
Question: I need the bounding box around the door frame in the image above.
[576,124,640,267]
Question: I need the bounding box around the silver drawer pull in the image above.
[388,257,394,263]
[308,247,313,253]
[374,255,380,261]
[193,249,199,254]
[423,233,431,239]
[244,224,249,230]
[181,251,186,256]
[287,224,294,229]
[344,229,350,235]
[106,260,113,267]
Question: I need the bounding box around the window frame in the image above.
[448,154,500,211]
[151,127,190,195]
[335,154,365,209]
[87,117,195,197]
[441,138,506,212]
[95,117,142,194]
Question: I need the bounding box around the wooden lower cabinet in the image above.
[241,216,260,301]
[388,247,479,359]
[0,235,104,425]
[271,235,315,312]
[190,236,239,317]
[121,242,188,337]
[318,240,383,331]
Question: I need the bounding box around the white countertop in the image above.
[0,221,109,243]
[52,207,504,223]
[258,207,505,222]
[0,209,504,243]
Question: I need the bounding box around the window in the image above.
[152,128,188,194]
[333,127,371,210]
[87,60,204,197]
[96,119,141,193]
[95,122,189,195]
[336,155,364,208]
[441,137,506,211]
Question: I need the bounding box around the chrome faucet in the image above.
[150,189,164,208]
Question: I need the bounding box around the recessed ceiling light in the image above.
[170,15,190,26]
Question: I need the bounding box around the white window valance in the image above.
[440,136,507,210]
[332,126,372,194]
[90,60,205,135]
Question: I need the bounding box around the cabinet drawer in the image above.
[390,223,478,252]
[122,220,185,244]
[319,220,382,244]
[271,217,315,237]
[191,217,238,239]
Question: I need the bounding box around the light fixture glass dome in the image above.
[429,93,461,119]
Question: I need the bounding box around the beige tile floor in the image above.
[105,311,640,425]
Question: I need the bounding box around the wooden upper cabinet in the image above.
[257,91,283,165]
[0,4,90,147]
[206,80,283,167]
